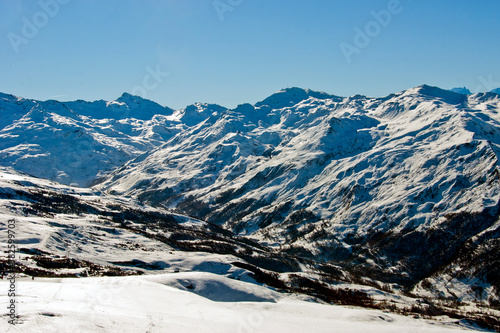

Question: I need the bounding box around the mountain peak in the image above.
[116,92,151,104]
[179,102,227,126]
[255,87,341,109]
[114,93,174,119]
[404,84,467,104]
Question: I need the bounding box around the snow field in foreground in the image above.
[0,274,478,333]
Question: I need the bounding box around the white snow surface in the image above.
[0,275,478,333]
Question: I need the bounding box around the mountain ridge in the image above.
[1,85,500,308]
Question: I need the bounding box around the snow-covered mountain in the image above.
[0,92,183,186]
[1,86,500,330]
[88,86,500,303]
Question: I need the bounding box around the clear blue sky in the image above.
[1,0,499,109]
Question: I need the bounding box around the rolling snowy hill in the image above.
[0,274,481,333]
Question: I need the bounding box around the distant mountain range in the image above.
[1,85,500,317]
[450,87,500,95]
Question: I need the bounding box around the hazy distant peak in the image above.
[450,87,472,95]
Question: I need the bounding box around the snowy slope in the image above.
[0,166,284,278]
[4,168,495,331]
